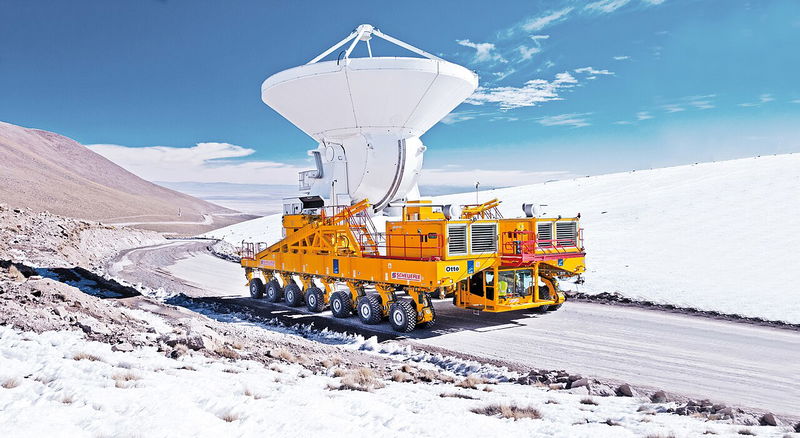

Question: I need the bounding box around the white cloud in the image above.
[466,71,578,110]
[420,167,572,187]
[522,8,573,31]
[574,66,615,75]
[653,94,715,115]
[662,104,685,113]
[456,39,507,63]
[791,99,800,104]
[518,46,541,60]
[441,111,478,125]
[489,115,519,122]
[738,93,774,107]
[677,94,715,110]
[642,0,666,4]
[517,35,549,62]
[690,100,715,110]
[543,60,556,69]
[585,0,631,13]
[537,113,592,128]
[492,69,517,81]
[88,142,306,185]
[613,55,630,61]
[614,111,655,124]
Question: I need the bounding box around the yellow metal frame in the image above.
[453,264,566,312]
[241,199,585,321]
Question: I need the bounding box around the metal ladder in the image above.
[347,210,383,256]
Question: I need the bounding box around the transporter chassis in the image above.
[241,198,586,332]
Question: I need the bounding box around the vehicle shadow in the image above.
[180,294,555,341]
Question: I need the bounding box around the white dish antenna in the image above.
[261,24,478,211]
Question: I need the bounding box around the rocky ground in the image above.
[0,204,165,271]
[0,205,442,380]
[565,290,800,331]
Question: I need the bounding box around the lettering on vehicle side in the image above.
[391,272,422,282]
[260,260,276,268]
[444,265,460,272]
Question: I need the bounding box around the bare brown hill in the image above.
[0,121,256,234]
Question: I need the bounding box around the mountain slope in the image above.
[0,121,253,234]
[206,153,800,323]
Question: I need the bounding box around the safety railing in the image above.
[317,201,370,226]
[500,229,584,263]
[357,232,444,261]
[460,199,504,220]
[240,241,269,260]
[241,241,255,260]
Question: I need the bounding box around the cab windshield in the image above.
[497,269,534,297]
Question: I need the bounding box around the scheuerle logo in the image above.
[444,265,460,272]
[391,272,422,282]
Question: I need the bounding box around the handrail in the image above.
[240,241,269,260]
[460,198,503,219]
[500,228,584,261]
[356,232,443,261]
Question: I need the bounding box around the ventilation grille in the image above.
[447,224,467,255]
[537,223,553,247]
[556,221,578,247]
[470,224,497,253]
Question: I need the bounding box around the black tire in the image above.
[330,291,353,318]
[534,304,550,313]
[538,285,552,301]
[357,295,383,325]
[249,278,265,299]
[265,279,283,303]
[389,300,417,333]
[284,283,303,307]
[305,287,325,313]
[546,303,562,311]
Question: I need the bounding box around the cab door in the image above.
[456,269,496,310]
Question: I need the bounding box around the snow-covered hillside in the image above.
[205,154,800,324]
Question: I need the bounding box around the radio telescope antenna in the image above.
[261,24,478,212]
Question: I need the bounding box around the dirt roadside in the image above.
[0,205,457,385]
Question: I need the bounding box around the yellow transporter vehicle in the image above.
[241,197,585,332]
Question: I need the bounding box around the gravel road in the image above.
[109,240,800,417]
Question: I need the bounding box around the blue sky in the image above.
[1,0,799,190]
